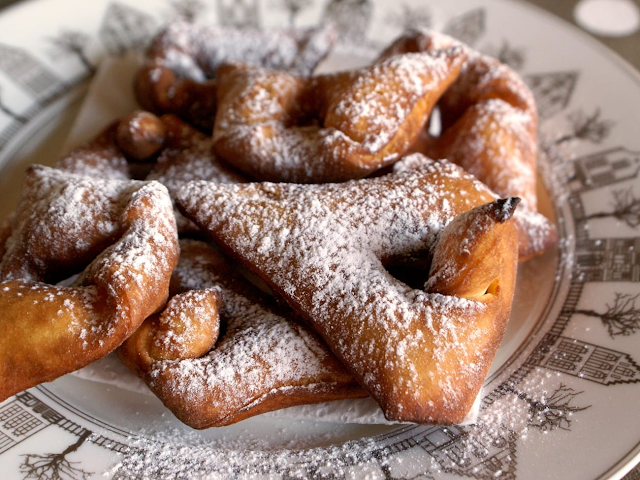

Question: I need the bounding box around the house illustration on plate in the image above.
[525,71,579,119]
[575,237,640,283]
[382,422,517,480]
[530,335,640,385]
[442,8,485,46]
[0,393,61,454]
[570,146,640,193]
[0,43,63,101]
[98,2,157,55]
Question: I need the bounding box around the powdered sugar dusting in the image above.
[177,158,503,422]
[145,240,359,426]
[152,288,221,361]
[440,98,537,207]
[0,166,178,403]
[112,427,383,479]
[146,121,247,231]
[79,178,178,317]
[213,49,464,182]
[327,50,461,153]
[148,132,244,189]
[56,146,130,180]
[379,29,555,258]
[1,166,135,282]
[1,166,179,344]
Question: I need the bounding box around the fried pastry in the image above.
[146,114,248,232]
[135,20,337,131]
[0,166,179,402]
[115,110,167,162]
[211,47,466,183]
[176,156,520,424]
[118,239,366,428]
[56,110,171,179]
[57,111,246,232]
[379,29,555,259]
[56,121,131,180]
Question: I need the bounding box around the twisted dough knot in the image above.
[379,29,555,259]
[119,239,365,428]
[56,111,247,233]
[212,47,466,183]
[0,166,179,402]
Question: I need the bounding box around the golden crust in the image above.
[176,157,519,424]
[134,21,336,131]
[212,48,465,183]
[0,166,179,402]
[118,239,366,428]
[380,29,556,259]
[115,111,167,162]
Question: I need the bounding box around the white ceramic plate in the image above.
[0,0,639,478]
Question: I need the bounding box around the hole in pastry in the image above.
[427,106,442,137]
[384,264,431,290]
[484,278,500,296]
[56,273,80,287]
[289,98,324,129]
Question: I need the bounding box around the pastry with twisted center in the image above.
[118,239,366,428]
[212,47,466,183]
[176,156,519,424]
[135,20,336,131]
[379,29,555,259]
[56,110,169,180]
[56,110,246,232]
[0,166,179,402]
[146,114,247,232]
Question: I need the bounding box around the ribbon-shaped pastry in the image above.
[176,156,519,424]
[0,166,179,402]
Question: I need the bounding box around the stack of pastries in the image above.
[0,21,556,428]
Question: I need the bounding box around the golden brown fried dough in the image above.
[115,110,167,162]
[0,166,179,402]
[212,47,465,183]
[118,239,366,428]
[148,115,247,187]
[176,156,519,424]
[57,110,170,180]
[56,111,246,233]
[380,29,556,259]
[146,114,248,233]
[135,20,336,131]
